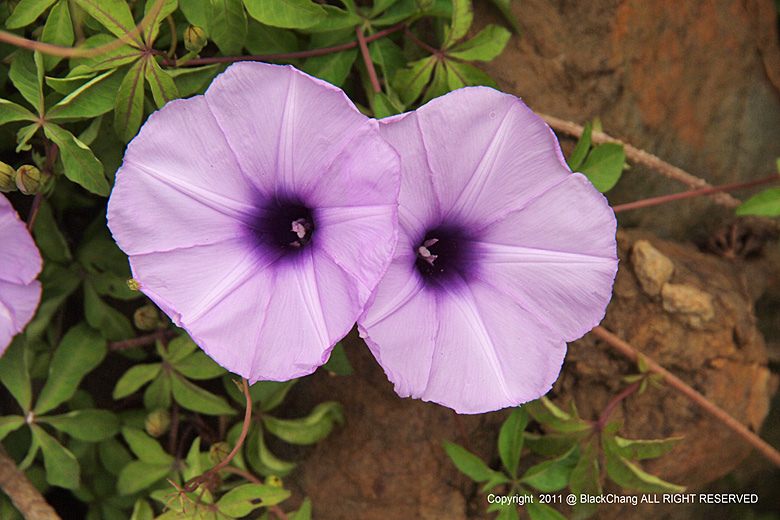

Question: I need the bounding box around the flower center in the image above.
[414,226,470,284]
[249,199,316,254]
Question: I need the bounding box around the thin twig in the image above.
[538,113,742,208]
[0,449,60,520]
[594,379,642,432]
[591,325,780,469]
[108,328,177,351]
[612,174,779,213]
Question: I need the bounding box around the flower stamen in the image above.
[290,217,313,247]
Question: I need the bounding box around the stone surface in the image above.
[631,239,675,295]
[661,282,716,328]
[474,0,780,239]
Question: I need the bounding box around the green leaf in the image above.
[5,0,57,28]
[526,500,568,520]
[304,4,361,32]
[174,351,226,380]
[289,498,312,520]
[568,440,601,519]
[180,0,213,31]
[130,499,154,520]
[122,427,175,464]
[114,364,162,399]
[448,25,511,61]
[99,438,133,476]
[24,263,82,342]
[40,0,74,70]
[580,142,625,193]
[114,59,147,142]
[567,122,592,171]
[171,372,236,415]
[77,235,138,299]
[44,123,110,196]
[370,90,402,118]
[245,19,300,54]
[217,484,291,517]
[444,0,473,48]
[84,281,135,340]
[736,187,780,217]
[168,64,223,97]
[15,123,40,153]
[33,424,80,489]
[244,424,297,477]
[320,342,353,376]
[143,0,178,46]
[69,34,142,72]
[144,57,180,109]
[39,409,120,441]
[486,0,521,34]
[524,431,589,456]
[163,334,199,363]
[0,98,37,125]
[525,397,592,433]
[612,435,685,460]
[0,336,33,412]
[301,48,357,87]
[211,0,248,55]
[0,416,25,442]
[76,0,142,46]
[8,50,42,113]
[498,407,528,478]
[393,56,436,105]
[372,0,417,26]
[32,200,72,263]
[446,60,498,88]
[244,0,326,29]
[143,371,172,410]
[35,323,107,415]
[520,444,580,492]
[117,460,173,495]
[48,70,121,120]
[442,440,498,482]
[603,436,685,493]
[263,402,343,445]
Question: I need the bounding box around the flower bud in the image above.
[184,25,207,53]
[144,409,171,437]
[0,162,16,192]
[15,165,49,195]
[134,305,161,331]
[209,441,231,464]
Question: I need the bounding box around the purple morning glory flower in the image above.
[0,195,42,355]
[358,87,618,414]
[107,63,400,382]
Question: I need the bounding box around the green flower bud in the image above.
[184,25,207,53]
[134,305,161,331]
[208,441,231,464]
[265,475,283,488]
[0,162,16,192]
[144,409,171,437]
[15,165,49,195]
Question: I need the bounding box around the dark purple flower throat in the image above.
[415,225,471,285]
[250,198,315,254]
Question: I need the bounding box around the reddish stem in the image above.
[403,26,441,56]
[164,24,406,67]
[356,26,381,93]
[594,380,642,432]
[613,174,779,213]
[108,328,177,351]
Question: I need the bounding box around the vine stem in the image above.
[356,26,381,93]
[612,174,779,213]
[591,325,780,469]
[537,113,742,208]
[183,378,252,492]
[0,0,165,57]
[107,328,177,351]
[594,379,642,432]
[0,449,60,520]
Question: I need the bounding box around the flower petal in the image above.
[108,95,257,256]
[0,279,41,352]
[471,173,618,340]
[204,63,371,201]
[414,87,571,228]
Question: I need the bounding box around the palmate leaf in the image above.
[47,70,122,121]
[603,435,685,493]
[5,0,57,28]
[242,423,297,477]
[486,0,521,34]
[174,351,227,380]
[83,280,136,340]
[76,0,142,47]
[0,99,36,126]
[143,0,179,46]
[32,424,80,489]
[25,263,82,341]
[40,0,74,70]
[527,501,568,520]
[498,407,528,478]
[289,498,313,520]
[443,440,501,482]
[216,484,291,517]
[39,409,120,441]
[144,371,172,410]
[145,56,180,109]
[301,48,357,87]
[611,435,685,460]
[122,427,175,464]
[244,0,327,29]
[34,323,107,415]
[262,402,344,445]
[114,59,147,143]
[32,200,72,263]
[171,372,236,415]
[0,337,33,412]
[70,34,142,72]
[580,143,625,193]
[443,0,473,48]
[393,56,436,105]
[567,122,592,171]
[211,0,248,55]
[445,60,498,89]
[114,363,162,399]
[117,460,174,495]
[44,123,110,196]
[520,443,580,492]
[0,416,25,442]
[448,25,511,62]
[568,440,601,519]
[129,500,154,520]
[8,50,43,114]
[736,186,780,217]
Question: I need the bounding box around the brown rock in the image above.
[631,239,674,295]
[661,282,715,328]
